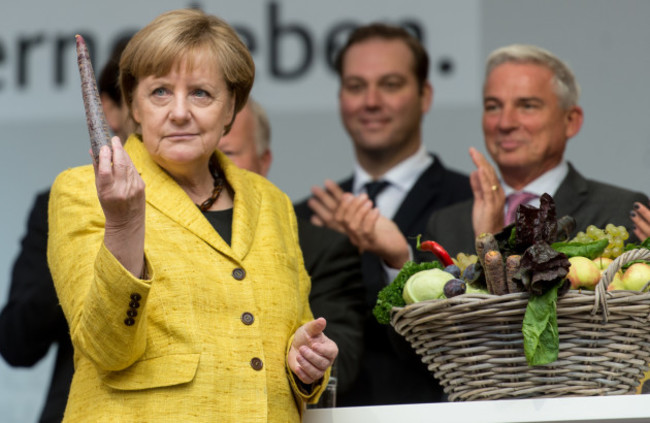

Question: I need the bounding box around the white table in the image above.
[304,395,650,423]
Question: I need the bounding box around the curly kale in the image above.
[373,260,442,325]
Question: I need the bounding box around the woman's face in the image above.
[131,50,234,174]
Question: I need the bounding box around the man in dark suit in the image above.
[293,23,472,406]
[0,37,135,423]
[0,190,72,423]
[218,98,365,399]
[426,44,648,256]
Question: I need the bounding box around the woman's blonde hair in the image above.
[119,9,255,133]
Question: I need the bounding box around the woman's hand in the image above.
[289,318,338,385]
[631,200,650,242]
[335,193,410,270]
[93,137,146,278]
[469,147,505,237]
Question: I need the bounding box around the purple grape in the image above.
[444,264,461,278]
[443,278,466,298]
[462,262,477,282]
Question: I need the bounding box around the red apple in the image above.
[567,256,602,290]
[621,262,650,291]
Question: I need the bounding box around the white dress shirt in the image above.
[352,144,433,219]
[502,161,569,209]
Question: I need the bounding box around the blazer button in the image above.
[232,268,246,280]
[129,300,140,309]
[130,293,142,301]
[124,317,135,326]
[127,309,138,317]
[241,312,254,325]
[250,357,263,371]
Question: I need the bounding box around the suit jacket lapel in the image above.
[339,177,353,193]
[392,155,443,233]
[126,138,259,262]
[552,162,589,220]
[220,153,260,261]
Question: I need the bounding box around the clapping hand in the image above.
[307,180,346,233]
[469,147,505,237]
[335,193,410,270]
[631,201,650,242]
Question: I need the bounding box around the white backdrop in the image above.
[1,1,650,421]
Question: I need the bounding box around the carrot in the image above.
[475,232,498,269]
[505,254,522,293]
[484,250,507,295]
[75,34,111,161]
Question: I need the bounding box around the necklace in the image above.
[198,157,225,212]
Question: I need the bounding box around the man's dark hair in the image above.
[98,34,134,105]
[334,23,429,91]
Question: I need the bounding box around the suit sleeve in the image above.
[300,221,365,395]
[0,190,69,367]
[48,169,152,372]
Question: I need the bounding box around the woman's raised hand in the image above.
[93,136,146,277]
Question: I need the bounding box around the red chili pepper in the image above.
[416,235,454,267]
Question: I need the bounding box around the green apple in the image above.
[567,256,602,290]
[621,262,650,291]
[403,268,455,304]
[466,284,489,294]
[606,271,625,291]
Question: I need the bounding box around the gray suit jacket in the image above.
[425,163,649,257]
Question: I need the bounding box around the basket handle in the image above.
[592,248,650,321]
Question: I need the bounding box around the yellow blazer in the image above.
[47,136,326,422]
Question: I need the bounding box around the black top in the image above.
[202,208,234,246]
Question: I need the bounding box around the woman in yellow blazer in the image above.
[47,9,337,422]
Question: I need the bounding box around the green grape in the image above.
[618,226,630,241]
[569,223,629,258]
[606,223,617,236]
[586,225,599,238]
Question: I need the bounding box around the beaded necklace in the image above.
[197,157,225,212]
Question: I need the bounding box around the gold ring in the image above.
[491,185,499,191]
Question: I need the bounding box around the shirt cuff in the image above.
[381,244,413,284]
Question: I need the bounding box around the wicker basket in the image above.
[390,248,650,401]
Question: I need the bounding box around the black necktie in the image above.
[364,180,390,206]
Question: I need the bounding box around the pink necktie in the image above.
[505,191,538,225]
